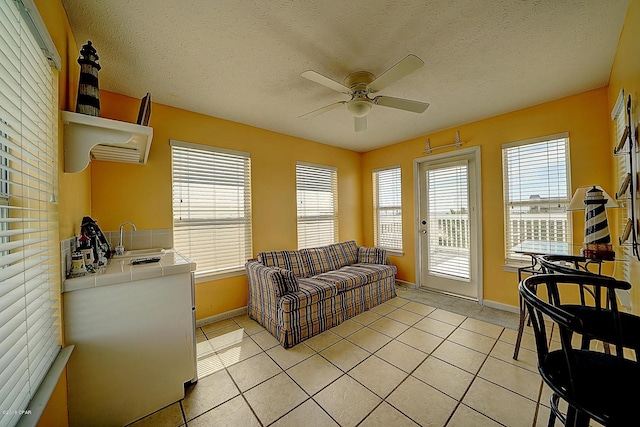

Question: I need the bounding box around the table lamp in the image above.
[567,186,617,260]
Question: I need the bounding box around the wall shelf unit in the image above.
[62,111,153,173]
[614,94,640,260]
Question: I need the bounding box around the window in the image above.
[373,166,402,252]
[502,133,571,262]
[296,162,337,248]
[0,0,61,424]
[171,140,252,278]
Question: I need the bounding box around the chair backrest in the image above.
[519,274,635,425]
[520,273,631,359]
[536,254,597,276]
[537,254,618,311]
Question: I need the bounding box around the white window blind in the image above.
[502,134,571,262]
[426,162,470,280]
[296,162,337,249]
[0,0,60,425]
[373,166,402,252]
[171,141,252,277]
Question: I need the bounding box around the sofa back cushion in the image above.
[358,246,388,265]
[258,250,308,278]
[328,240,359,268]
[300,246,336,277]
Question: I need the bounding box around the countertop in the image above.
[63,249,196,293]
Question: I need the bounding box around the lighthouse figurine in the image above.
[582,186,615,260]
[76,40,101,116]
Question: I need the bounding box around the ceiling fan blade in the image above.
[369,54,424,93]
[354,116,367,132]
[374,96,429,113]
[298,101,346,119]
[301,70,351,93]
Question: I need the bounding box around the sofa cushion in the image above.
[328,240,359,268]
[314,263,396,292]
[300,246,336,277]
[273,267,299,293]
[280,278,338,312]
[358,246,388,265]
[258,250,308,278]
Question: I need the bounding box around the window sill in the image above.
[502,261,533,273]
[386,250,404,257]
[18,345,74,427]
[195,268,246,284]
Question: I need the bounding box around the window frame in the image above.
[0,0,62,424]
[296,161,338,249]
[372,165,403,254]
[170,140,253,282]
[502,132,572,264]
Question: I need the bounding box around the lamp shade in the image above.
[567,186,618,211]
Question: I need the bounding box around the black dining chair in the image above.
[537,254,640,358]
[520,274,640,426]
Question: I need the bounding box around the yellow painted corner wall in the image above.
[36,0,91,240]
[608,0,640,314]
[92,91,363,319]
[362,87,612,309]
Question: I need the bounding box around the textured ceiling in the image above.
[60,0,630,152]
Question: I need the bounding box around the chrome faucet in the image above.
[115,222,137,255]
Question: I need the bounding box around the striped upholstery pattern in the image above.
[273,267,299,293]
[358,246,388,265]
[329,240,359,268]
[258,250,308,278]
[246,242,397,348]
[300,246,336,277]
[246,261,286,340]
[280,278,338,312]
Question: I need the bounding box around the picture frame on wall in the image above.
[137,92,151,126]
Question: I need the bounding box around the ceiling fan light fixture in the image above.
[347,98,373,117]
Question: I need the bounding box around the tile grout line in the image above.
[189,298,535,426]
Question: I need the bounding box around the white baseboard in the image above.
[196,306,248,328]
[483,299,519,314]
[395,279,419,289]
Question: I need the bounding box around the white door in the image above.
[416,148,481,300]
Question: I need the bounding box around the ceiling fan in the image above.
[299,54,429,132]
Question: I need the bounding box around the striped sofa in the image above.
[245,240,397,348]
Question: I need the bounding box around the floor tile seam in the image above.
[345,325,395,351]
[235,365,311,427]
[425,312,467,328]
[344,362,411,400]
[379,309,427,327]
[178,400,188,426]
[456,323,506,340]
[440,334,499,426]
[443,402,511,427]
[379,384,449,427]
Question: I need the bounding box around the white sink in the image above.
[112,248,166,259]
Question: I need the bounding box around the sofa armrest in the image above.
[245,260,287,298]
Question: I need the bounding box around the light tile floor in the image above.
[128,290,601,427]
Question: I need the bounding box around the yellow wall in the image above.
[92,91,363,319]
[362,88,613,308]
[608,0,640,313]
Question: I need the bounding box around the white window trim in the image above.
[502,132,572,265]
[0,1,64,426]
